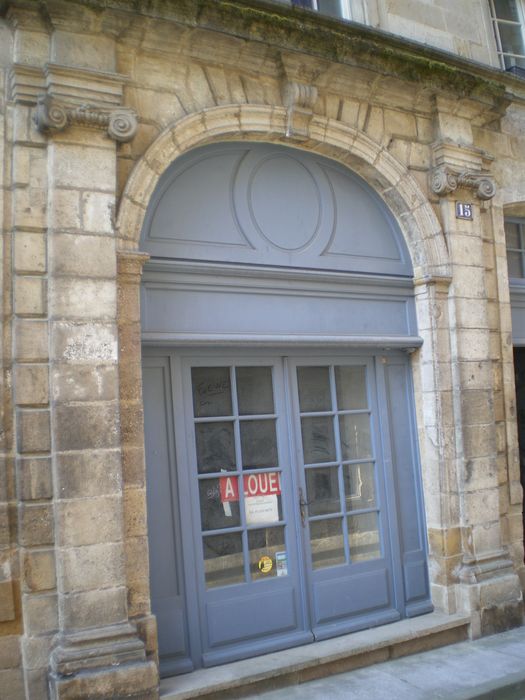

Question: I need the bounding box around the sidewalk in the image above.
[249,625,525,700]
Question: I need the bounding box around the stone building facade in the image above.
[1,0,525,697]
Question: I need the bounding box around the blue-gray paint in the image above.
[141,143,412,277]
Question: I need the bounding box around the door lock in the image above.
[299,487,312,528]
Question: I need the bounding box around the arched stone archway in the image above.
[116,105,450,280]
[115,105,461,668]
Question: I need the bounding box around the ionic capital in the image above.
[33,95,138,143]
[430,165,496,201]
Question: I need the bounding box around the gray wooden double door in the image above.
[143,349,431,675]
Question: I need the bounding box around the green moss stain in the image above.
[194,0,508,100]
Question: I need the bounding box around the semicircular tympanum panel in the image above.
[141,143,412,276]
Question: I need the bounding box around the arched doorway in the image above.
[140,142,432,675]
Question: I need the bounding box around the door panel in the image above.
[206,586,300,646]
[313,567,390,623]
[142,358,193,675]
[178,358,312,665]
[382,357,433,617]
[290,358,400,637]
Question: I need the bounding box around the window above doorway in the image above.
[505,219,525,279]
[490,0,525,74]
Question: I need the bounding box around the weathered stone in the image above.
[51,234,116,278]
[51,364,118,403]
[81,192,115,235]
[14,364,49,406]
[14,232,46,274]
[50,659,158,700]
[25,668,49,700]
[60,587,127,630]
[56,495,122,547]
[14,277,47,317]
[16,409,51,454]
[21,635,54,670]
[50,278,116,320]
[123,488,147,538]
[22,593,58,635]
[0,637,22,669]
[52,322,118,364]
[0,668,25,700]
[59,543,125,593]
[18,503,54,547]
[22,549,56,593]
[53,402,119,452]
[54,450,121,499]
[0,581,16,623]
[15,320,49,362]
[17,457,53,501]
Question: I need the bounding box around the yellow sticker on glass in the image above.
[258,555,273,574]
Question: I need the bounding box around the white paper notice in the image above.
[245,495,279,525]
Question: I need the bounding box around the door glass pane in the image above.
[339,413,372,461]
[348,512,381,562]
[236,366,274,415]
[195,421,236,473]
[344,463,376,510]
[249,526,287,580]
[310,518,345,569]
[335,366,367,410]
[240,419,278,468]
[192,367,232,417]
[305,466,340,516]
[199,477,241,530]
[203,532,244,588]
[301,416,336,464]
[297,366,331,412]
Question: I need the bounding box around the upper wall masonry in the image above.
[1,0,522,109]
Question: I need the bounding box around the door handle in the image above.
[299,487,311,528]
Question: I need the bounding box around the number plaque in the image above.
[456,202,473,220]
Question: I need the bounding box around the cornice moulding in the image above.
[9,64,45,104]
[432,141,493,171]
[44,63,128,108]
[9,62,130,107]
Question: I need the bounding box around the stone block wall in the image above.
[0,0,523,698]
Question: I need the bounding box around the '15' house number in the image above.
[456,202,473,220]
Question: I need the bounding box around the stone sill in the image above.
[160,611,470,699]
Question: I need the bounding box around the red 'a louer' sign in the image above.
[220,472,281,502]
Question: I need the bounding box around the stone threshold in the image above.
[160,611,471,699]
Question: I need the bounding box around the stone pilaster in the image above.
[413,274,459,614]
[117,251,158,665]
[6,42,161,697]
[431,96,523,635]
